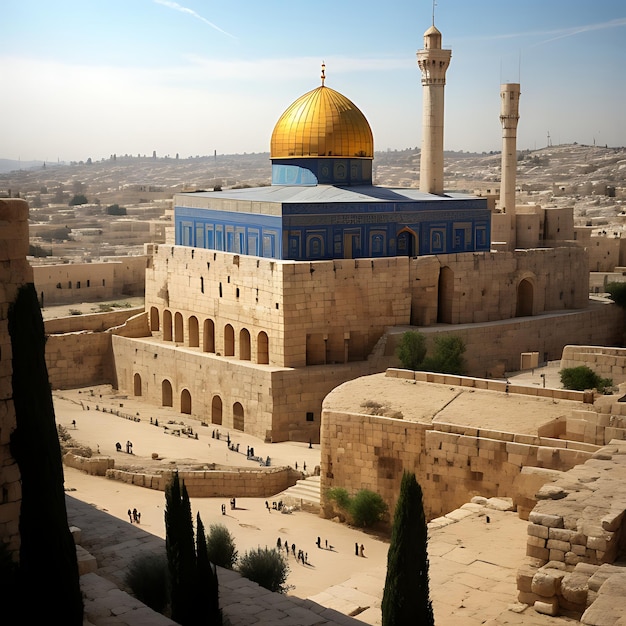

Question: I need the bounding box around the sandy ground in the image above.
[56,386,389,602]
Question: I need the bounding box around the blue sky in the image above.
[2,0,625,162]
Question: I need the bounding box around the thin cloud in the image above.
[480,17,626,46]
[153,0,236,39]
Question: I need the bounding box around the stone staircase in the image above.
[277,475,321,512]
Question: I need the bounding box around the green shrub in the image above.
[606,282,626,308]
[237,547,290,593]
[396,331,427,370]
[326,487,351,510]
[421,335,466,375]
[125,553,169,613]
[349,489,389,528]
[206,524,238,569]
[560,366,612,393]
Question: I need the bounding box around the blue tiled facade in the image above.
[174,193,491,260]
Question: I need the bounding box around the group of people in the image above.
[115,441,133,454]
[276,538,308,565]
[127,508,141,523]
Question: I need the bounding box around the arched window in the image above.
[162,380,173,407]
[150,307,160,332]
[211,395,223,425]
[133,373,142,396]
[203,319,215,353]
[239,328,251,360]
[181,389,192,414]
[163,310,173,341]
[188,316,199,347]
[257,331,269,364]
[224,324,235,356]
[233,402,244,431]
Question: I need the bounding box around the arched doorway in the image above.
[163,310,173,341]
[233,402,244,431]
[174,312,184,343]
[397,227,417,257]
[188,316,199,347]
[150,307,160,332]
[437,266,454,323]
[181,389,192,414]
[162,379,173,407]
[516,278,534,317]
[211,395,223,425]
[257,331,269,364]
[133,373,142,396]
[239,328,251,360]
[203,319,215,353]
[224,324,235,356]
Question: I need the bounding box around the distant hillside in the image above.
[0,159,47,174]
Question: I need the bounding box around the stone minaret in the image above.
[417,24,451,195]
[499,83,521,249]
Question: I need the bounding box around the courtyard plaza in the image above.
[55,365,576,626]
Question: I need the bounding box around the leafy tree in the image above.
[606,282,626,308]
[237,547,290,593]
[69,194,88,206]
[349,489,388,528]
[206,524,238,569]
[397,331,427,370]
[421,335,466,375]
[560,365,612,393]
[382,472,433,626]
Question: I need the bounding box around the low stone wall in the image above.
[561,345,626,386]
[44,308,144,335]
[517,440,626,621]
[63,452,115,476]
[64,451,300,497]
[105,466,300,497]
[387,368,592,403]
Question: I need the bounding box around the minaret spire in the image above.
[432,0,437,26]
[417,19,451,194]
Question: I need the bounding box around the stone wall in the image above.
[0,199,32,557]
[321,393,596,523]
[145,244,412,369]
[409,246,589,326]
[45,311,149,390]
[44,307,143,334]
[33,256,147,307]
[516,440,626,620]
[63,452,300,497]
[111,334,384,443]
[387,301,623,377]
[561,345,626,386]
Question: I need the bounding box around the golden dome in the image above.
[270,83,373,159]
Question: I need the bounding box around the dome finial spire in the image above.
[321,61,326,86]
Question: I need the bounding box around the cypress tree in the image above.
[8,283,83,624]
[381,471,433,626]
[165,472,196,625]
[196,513,222,625]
